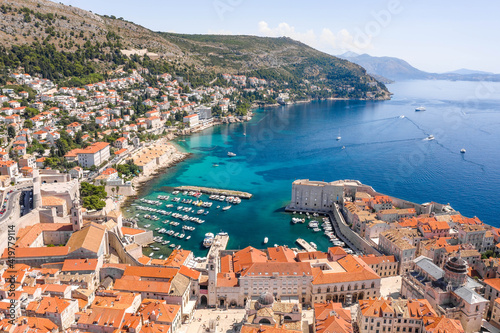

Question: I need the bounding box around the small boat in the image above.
[341,146,345,150]
[218,231,228,236]
[227,152,236,157]
[222,205,231,211]
[415,106,426,112]
[152,247,160,251]
[149,253,154,257]
[213,163,219,167]
[263,237,268,244]
[399,115,405,118]
[336,129,341,141]
[426,135,435,141]
[158,255,163,259]
[169,244,176,248]
[186,236,191,240]
[144,224,151,228]
[460,148,466,153]
[203,233,215,248]
[310,242,317,249]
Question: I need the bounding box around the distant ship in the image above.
[336,129,341,141]
[460,149,466,153]
[415,106,426,111]
[426,135,435,141]
[227,152,236,157]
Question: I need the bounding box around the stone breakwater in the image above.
[174,185,252,199]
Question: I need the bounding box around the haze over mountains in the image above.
[338,52,500,83]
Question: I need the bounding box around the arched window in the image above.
[334,286,337,292]
[327,287,330,293]
[348,285,351,291]
[354,284,358,290]
[317,288,321,293]
[341,285,344,292]
[371,282,375,288]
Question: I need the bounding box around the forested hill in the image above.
[0,0,390,99]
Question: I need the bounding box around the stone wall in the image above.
[107,231,143,266]
[0,210,40,254]
[332,204,381,256]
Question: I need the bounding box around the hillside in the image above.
[0,0,389,99]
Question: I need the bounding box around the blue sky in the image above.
[60,0,500,73]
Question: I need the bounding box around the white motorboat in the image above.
[426,135,435,141]
[263,237,268,244]
[227,152,237,157]
[415,106,426,111]
[222,205,231,211]
[336,129,341,141]
[460,148,466,153]
[203,233,215,248]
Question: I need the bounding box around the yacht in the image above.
[227,152,237,157]
[415,106,426,112]
[222,205,231,211]
[203,233,215,248]
[186,236,191,240]
[460,148,466,153]
[426,135,435,141]
[218,231,228,236]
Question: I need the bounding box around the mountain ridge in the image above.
[338,52,500,82]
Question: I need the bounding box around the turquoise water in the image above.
[126,80,500,257]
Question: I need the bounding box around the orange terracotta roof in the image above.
[178,265,200,280]
[26,296,71,314]
[121,227,146,236]
[123,266,178,280]
[62,259,98,272]
[1,246,69,259]
[268,246,296,263]
[233,246,267,273]
[241,262,312,277]
[113,278,171,294]
[423,316,464,333]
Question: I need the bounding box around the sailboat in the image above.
[336,129,341,141]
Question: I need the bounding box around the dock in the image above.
[296,238,316,252]
[207,234,229,258]
[175,186,252,199]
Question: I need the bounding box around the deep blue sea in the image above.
[125,80,500,257]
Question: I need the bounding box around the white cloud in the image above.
[257,21,373,53]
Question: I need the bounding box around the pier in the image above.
[175,186,252,199]
[296,238,316,252]
[207,234,229,258]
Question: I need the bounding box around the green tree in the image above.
[82,195,106,210]
[7,126,15,138]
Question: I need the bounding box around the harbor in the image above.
[174,186,252,199]
[126,187,245,258]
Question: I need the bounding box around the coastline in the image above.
[118,95,390,212]
[119,144,191,210]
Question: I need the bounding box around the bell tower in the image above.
[71,200,83,231]
[207,254,218,307]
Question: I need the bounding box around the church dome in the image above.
[444,255,468,274]
[257,292,275,306]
